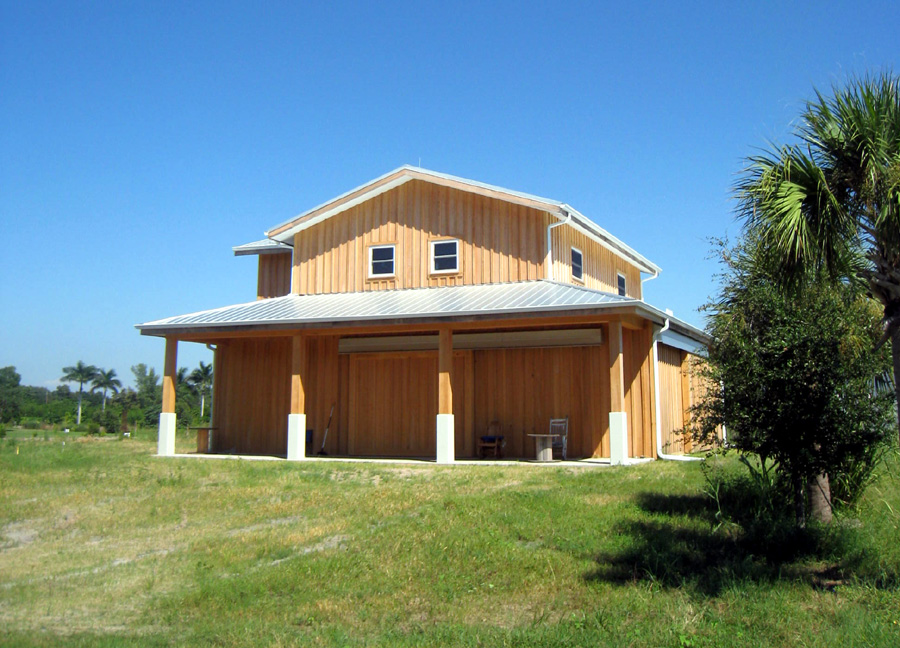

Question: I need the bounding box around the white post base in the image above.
[609,411,628,466]
[157,412,176,456]
[287,413,307,461]
[436,413,455,464]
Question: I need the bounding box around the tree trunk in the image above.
[892,327,900,446]
[807,473,833,524]
[77,390,83,425]
[792,473,806,527]
[102,392,107,412]
[200,394,205,419]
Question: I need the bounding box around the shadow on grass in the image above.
[584,492,846,597]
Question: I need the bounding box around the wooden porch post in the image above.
[436,327,455,463]
[287,334,307,460]
[608,321,628,465]
[157,337,178,456]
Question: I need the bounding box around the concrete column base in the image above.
[609,411,628,466]
[436,413,455,464]
[157,412,176,456]
[287,413,307,461]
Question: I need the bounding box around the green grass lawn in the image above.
[1,430,898,647]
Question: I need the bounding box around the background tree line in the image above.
[0,361,213,435]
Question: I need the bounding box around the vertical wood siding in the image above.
[550,225,643,298]
[658,343,690,454]
[257,254,292,299]
[472,345,609,459]
[212,336,341,456]
[345,351,469,457]
[290,179,645,296]
[210,328,655,460]
[622,326,656,458]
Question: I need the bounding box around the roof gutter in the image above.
[545,208,572,280]
[653,318,701,462]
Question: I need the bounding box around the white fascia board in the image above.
[269,175,414,243]
[659,328,708,357]
[563,205,661,275]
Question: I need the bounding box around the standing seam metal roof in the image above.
[136,280,635,330]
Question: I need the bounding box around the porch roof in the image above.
[136,280,708,344]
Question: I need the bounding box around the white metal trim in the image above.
[571,246,584,282]
[367,244,396,279]
[429,238,460,275]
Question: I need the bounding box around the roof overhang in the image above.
[135,280,707,345]
[232,239,293,256]
[264,166,660,275]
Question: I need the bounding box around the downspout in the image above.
[640,270,659,301]
[653,319,701,462]
[545,208,572,280]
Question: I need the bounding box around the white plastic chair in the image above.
[549,417,568,460]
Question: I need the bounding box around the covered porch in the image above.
[139,281,701,464]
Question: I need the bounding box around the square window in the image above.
[369,244,395,278]
[617,273,627,297]
[430,239,459,274]
[571,248,583,281]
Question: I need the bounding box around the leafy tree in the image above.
[736,72,900,441]
[693,239,894,525]
[115,388,141,432]
[188,361,213,421]
[131,364,160,404]
[61,361,99,425]
[0,366,22,424]
[91,368,122,411]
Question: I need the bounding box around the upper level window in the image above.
[369,244,395,278]
[617,273,627,297]
[430,239,459,274]
[571,247,583,281]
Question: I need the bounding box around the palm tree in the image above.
[737,73,900,441]
[91,368,122,411]
[61,361,99,425]
[188,361,214,421]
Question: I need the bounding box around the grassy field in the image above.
[1,429,899,647]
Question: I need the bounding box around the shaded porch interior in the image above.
[205,321,661,461]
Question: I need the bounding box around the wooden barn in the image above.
[137,167,710,463]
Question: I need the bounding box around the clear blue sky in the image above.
[1,1,896,389]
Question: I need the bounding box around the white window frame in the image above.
[368,244,396,279]
[571,247,584,282]
[430,238,460,275]
[617,272,627,297]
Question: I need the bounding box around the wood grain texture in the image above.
[472,345,609,459]
[257,254,292,299]
[161,338,178,414]
[657,343,687,454]
[550,225,643,298]
[290,179,645,296]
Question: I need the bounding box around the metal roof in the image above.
[136,280,708,344]
[232,238,293,256]
[264,166,661,275]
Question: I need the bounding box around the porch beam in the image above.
[436,327,455,463]
[157,337,178,456]
[608,321,628,465]
[287,334,307,460]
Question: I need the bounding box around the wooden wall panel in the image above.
[257,254,292,299]
[622,326,655,458]
[210,336,341,456]
[212,338,291,456]
[346,351,468,457]
[293,180,554,295]
[550,225,643,299]
[472,345,608,459]
[658,343,689,454]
